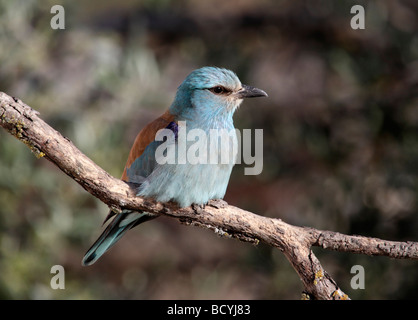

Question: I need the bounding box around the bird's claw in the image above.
[192,203,206,215]
[208,199,228,209]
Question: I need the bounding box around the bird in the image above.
[82,66,267,266]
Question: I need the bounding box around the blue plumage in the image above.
[82,67,267,266]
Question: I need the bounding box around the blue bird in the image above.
[82,67,267,266]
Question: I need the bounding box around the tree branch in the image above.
[2,91,418,300]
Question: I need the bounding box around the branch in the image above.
[1,91,418,300]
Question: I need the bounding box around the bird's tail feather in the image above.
[82,210,155,266]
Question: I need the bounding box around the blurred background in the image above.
[1,0,418,299]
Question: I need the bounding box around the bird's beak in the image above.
[236,84,268,99]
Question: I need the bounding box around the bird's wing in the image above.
[121,110,176,182]
[102,110,176,225]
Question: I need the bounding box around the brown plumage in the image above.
[121,110,176,182]
[102,110,176,225]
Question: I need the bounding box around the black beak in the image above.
[237,84,268,99]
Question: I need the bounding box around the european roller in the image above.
[82,67,267,266]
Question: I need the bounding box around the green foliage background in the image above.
[0,0,418,299]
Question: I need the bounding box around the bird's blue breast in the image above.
[129,116,237,208]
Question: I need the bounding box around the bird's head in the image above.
[170,67,267,120]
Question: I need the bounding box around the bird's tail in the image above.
[82,210,155,266]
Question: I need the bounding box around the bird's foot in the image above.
[191,199,228,214]
[208,198,228,209]
[192,203,206,215]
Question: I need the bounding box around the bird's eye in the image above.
[209,86,229,95]
[213,86,224,94]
